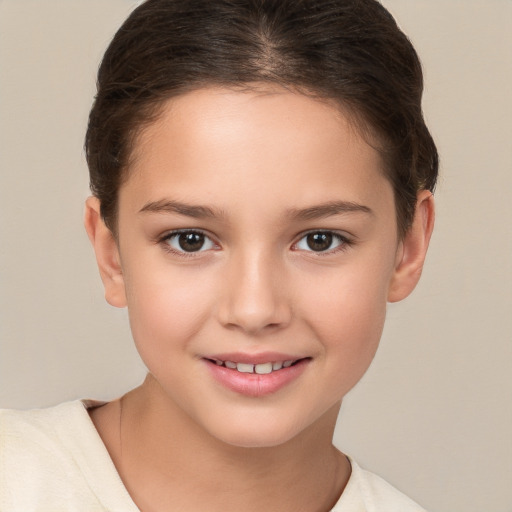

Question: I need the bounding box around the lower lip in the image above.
[205,359,309,397]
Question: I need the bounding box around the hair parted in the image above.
[85,0,438,237]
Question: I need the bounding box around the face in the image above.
[101,87,410,447]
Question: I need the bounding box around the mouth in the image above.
[203,354,311,397]
[205,358,308,375]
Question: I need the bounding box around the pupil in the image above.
[179,232,204,252]
[307,232,332,251]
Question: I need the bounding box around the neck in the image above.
[97,374,350,512]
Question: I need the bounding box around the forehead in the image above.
[122,86,391,216]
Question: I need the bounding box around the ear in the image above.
[84,196,127,308]
[387,190,435,303]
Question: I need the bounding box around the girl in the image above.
[1,0,437,510]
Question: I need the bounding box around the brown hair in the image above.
[85,0,438,237]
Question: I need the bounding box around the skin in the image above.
[85,86,434,512]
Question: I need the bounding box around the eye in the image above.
[163,230,216,253]
[294,231,348,253]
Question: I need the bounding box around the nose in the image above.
[217,249,292,335]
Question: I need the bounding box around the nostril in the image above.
[215,267,292,334]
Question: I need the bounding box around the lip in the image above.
[204,351,303,365]
[203,354,310,397]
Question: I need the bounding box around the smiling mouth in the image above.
[205,358,308,375]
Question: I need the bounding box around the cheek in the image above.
[123,263,216,362]
[302,254,390,327]
[298,258,392,381]
[307,283,387,358]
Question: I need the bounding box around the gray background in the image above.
[1,1,511,511]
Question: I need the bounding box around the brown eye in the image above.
[179,232,205,252]
[165,231,215,253]
[295,231,346,253]
[306,232,333,251]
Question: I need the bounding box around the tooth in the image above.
[283,360,294,368]
[255,362,273,374]
[236,363,254,373]
[215,360,223,366]
[272,362,283,371]
[225,361,237,369]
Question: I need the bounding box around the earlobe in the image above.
[387,190,435,303]
[84,196,127,308]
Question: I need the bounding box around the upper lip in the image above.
[203,352,307,365]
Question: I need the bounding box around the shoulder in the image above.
[331,457,427,512]
[1,401,85,460]
[0,400,111,511]
[0,400,105,459]
[353,459,427,512]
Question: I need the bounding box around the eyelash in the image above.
[159,229,218,258]
[292,230,353,255]
[158,229,353,257]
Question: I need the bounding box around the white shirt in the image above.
[0,400,426,511]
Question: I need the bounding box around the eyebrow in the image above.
[139,199,372,221]
[286,201,373,221]
[139,199,225,219]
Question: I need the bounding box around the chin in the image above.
[215,428,300,449]
[204,412,312,449]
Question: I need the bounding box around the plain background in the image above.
[0,1,511,511]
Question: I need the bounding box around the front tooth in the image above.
[255,362,273,374]
[237,363,254,373]
[272,361,283,371]
[225,361,237,369]
[283,360,294,368]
